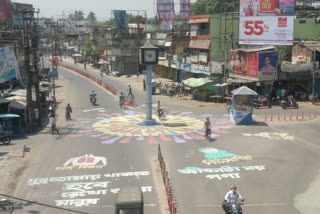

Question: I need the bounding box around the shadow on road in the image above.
[0,193,89,214]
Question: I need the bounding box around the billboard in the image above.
[0,47,20,83]
[230,51,278,81]
[239,0,295,45]
[258,51,278,81]
[180,0,190,21]
[12,3,33,25]
[0,0,12,23]
[157,0,175,31]
[114,10,129,33]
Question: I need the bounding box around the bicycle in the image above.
[0,199,14,214]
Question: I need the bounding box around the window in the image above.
[200,23,209,35]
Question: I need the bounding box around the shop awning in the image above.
[189,40,210,49]
[0,98,12,105]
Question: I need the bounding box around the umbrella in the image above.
[98,60,109,65]
[183,78,211,88]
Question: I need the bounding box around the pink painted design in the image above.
[160,135,173,142]
[173,136,186,144]
[148,135,159,144]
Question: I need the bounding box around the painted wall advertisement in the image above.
[0,47,20,83]
[239,0,295,45]
[157,0,175,31]
[0,0,11,23]
[180,0,190,21]
[230,51,278,81]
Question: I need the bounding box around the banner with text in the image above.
[0,47,20,83]
[239,0,295,45]
[157,0,175,30]
[180,0,190,21]
[0,0,12,23]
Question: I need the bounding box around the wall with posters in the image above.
[239,0,295,45]
[180,0,190,21]
[230,51,278,81]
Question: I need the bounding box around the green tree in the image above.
[87,11,97,23]
[77,10,85,20]
[190,0,238,15]
[104,19,115,26]
[127,14,146,24]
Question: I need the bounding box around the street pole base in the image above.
[143,119,156,126]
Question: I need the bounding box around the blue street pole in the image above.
[143,65,156,125]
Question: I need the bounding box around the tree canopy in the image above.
[190,0,238,15]
[68,10,85,20]
[87,11,97,22]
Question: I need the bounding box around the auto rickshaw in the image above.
[115,186,144,214]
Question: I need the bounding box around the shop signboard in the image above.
[239,0,295,45]
[0,0,12,23]
[0,47,20,83]
[230,50,278,81]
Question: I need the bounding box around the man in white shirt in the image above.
[222,185,242,213]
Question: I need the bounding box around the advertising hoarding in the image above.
[258,51,278,81]
[0,47,20,83]
[230,51,278,81]
[157,0,175,30]
[114,10,129,33]
[180,0,190,21]
[239,0,295,45]
[0,0,12,23]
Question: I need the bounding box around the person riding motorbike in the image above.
[204,117,211,138]
[89,91,96,103]
[222,185,243,214]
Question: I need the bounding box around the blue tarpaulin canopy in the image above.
[0,114,20,119]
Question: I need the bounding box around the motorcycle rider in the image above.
[89,91,96,103]
[204,117,211,138]
[223,185,243,214]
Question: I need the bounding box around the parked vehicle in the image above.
[0,199,14,213]
[254,96,271,109]
[0,133,11,145]
[281,97,299,109]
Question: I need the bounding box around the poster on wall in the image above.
[258,51,278,81]
[0,47,20,83]
[180,0,190,21]
[157,0,175,31]
[239,0,295,45]
[230,51,248,77]
[0,0,12,23]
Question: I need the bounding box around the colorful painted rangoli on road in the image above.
[68,111,233,144]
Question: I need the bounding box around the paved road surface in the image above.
[12,63,320,214]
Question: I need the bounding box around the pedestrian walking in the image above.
[51,115,59,134]
[127,85,133,98]
[65,104,72,120]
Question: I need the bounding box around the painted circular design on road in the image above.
[69,110,233,144]
[93,114,203,137]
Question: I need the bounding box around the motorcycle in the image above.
[90,97,97,105]
[48,105,55,117]
[0,133,12,145]
[254,96,271,109]
[157,108,167,120]
[281,97,298,109]
[271,96,281,105]
[226,199,245,214]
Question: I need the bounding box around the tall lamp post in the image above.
[140,41,159,125]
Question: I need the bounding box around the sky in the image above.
[12,0,197,21]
